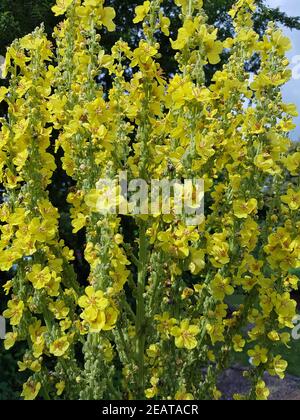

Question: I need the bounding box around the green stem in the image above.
[123,242,140,268]
[188,0,193,16]
[123,297,136,323]
[135,222,148,398]
[116,324,137,364]
[107,380,121,400]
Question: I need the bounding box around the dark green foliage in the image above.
[0,0,57,54]
[0,1,299,62]
[0,344,26,400]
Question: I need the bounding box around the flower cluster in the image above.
[0,0,299,401]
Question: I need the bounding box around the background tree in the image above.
[1,0,300,57]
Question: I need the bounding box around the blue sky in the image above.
[267,0,300,140]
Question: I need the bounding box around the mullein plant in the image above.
[0,0,300,400]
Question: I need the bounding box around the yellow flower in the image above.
[157,229,190,259]
[102,306,118,331]
[271,30,292,54]
[56,381,65,396]
[52,0,73,16]
[212,387,222,400]
[281,188,300,210]
[114,233,124,245]
[26,217,55,244]
[28,320,47,358]
[232,335,246,352]
[210,242,230,266]
[268,356,288,380]
[275,292,297,327]
[0,86,8,103]
[154,312,177,338]
[268,330,280,342]
[29,320,47,342]
[175,388,194,400]
[72,213,88,233]
[229,0,256,18]
[284,275,299,291]
[85,186,119,214]
[131,40,158,68]
[145,387,157,399]
[181,287,194,300]
[84,311,106,333]
[210,273,234,301]
[233,393,246,400]
[3,280,13,295]
[233,198,257,218]
[49,300,70,320]
[194,283,204,294]
[201,28,223,65]
[78,286,112,332]
[282,152,300,176]
[145,375,160,398]
[78,286,109,318]
[248,345,268,367]
[212,304,227,320]
[133,1,151,24]
[49,336,70,357]
[99,7,116,32]
[21,379,41,400]
[171,319,200,350]
[160,16,171,36]
[207,350,216,362]
[189,249,205,275]
[27,265,52,290]
[101,338,115,362]
[255,380,270,401]
[206,323,225,345]
[0,248,23,272]
[83,0,100,6]
[281,103,299,117]
[4,332,18,350]
[18,358,41,373]
[171,21,195,50]
[60,318,72,331]
[147,344,159,358]
[175,0,203,13]
[280,332,291,348]
[167,74,194,108]
[3,298,24,325]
